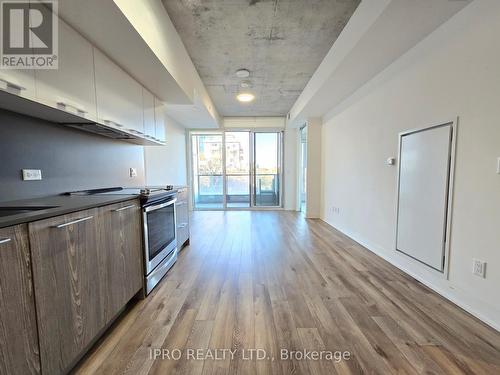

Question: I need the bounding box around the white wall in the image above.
[306,118,322,218]
[144,115,187,186]
[224,117,285,129]
[321,0,500,330]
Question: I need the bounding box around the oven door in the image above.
[143,197,177,275]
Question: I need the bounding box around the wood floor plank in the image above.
[229,272,256,375]
[149,308,198,375]
[175,320,214,375]
[72,211,500,375]
[254,282,283,375]
[371,316,446,375]
[296,328,337,375]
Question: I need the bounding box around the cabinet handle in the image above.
[0,238,12,245]
[103,119,124,128]
[177,223,188,229]
[127,129,144,135]
[113,204,136,212]
[0,78,26,91]
[56,101,87,114]
[53,215,94,228]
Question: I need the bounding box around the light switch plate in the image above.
[22,169,42,181]
[129,167,138,178]
[497,157,500,174]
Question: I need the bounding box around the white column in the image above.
[283,125,298,210]
[305,117,322,218]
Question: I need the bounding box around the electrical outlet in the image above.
[22,169,42,181]
[472,259,486,278]
[129,167,137,178]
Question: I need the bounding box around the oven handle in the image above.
[144,198,177,213]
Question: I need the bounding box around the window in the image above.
[191,130,283,209]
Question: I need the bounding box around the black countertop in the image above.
[0,194,139,229]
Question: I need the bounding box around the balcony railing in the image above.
[194,174,279,207]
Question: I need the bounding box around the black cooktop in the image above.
[65,186,176,204]
[65,186,174,196]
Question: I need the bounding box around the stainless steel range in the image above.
[67,186,178,295]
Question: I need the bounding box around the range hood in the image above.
[0,89,155,146]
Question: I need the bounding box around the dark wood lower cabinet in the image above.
[29,208,105,375]
[28,199,143,375]
[0,224,40,375]
[97,201,143,321]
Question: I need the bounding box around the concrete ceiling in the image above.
[162,0,360,117]
[288,0,472,125]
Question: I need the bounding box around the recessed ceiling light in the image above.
[236,69,250,78]
[237,93,255,102]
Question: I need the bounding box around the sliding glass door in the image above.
[254,132,281,207]
[225,132,251,208]
[192,134,224,209]
[191,130,282,210]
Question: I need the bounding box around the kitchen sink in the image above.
[0,206,59,218]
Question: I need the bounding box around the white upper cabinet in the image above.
[93,47,144,134]
[0,45,36,100]
[154,97,166,143]
[143,88,156,139]
[0,1,35,101]
[0,9,164,145]
[0,69,36,100]
[35,19,97,121]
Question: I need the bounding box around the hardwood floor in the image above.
[74,211,500,375]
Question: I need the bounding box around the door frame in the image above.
[189,128,284,211]
[188,131,225,211]
[394,118,458,279]
[297,125,307,213]
[251,129,284,209]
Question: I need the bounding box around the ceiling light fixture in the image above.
[236,69,250,78]
[237,92,255,103]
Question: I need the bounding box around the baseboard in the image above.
[321,219,500,333]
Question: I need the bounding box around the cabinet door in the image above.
[29,208,105,375]
[0,68,36,100]
[94,47,144,134]
[97,201,143,322]
[143,88,156,139]
[176,202,189,248]
[35,19,97,120]
[175,189,190,248]
[154,97,166,143]
[0,225,40,375]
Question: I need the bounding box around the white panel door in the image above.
[94,47,144,134]
[143,88,156,139]
[154,97,166,143]
[396,124,452,271]
[35,19,97,120]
